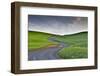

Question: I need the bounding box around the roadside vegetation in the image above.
[56,32,88,59]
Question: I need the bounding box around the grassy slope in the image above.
[28,31,58,50]
[28,31,88,59]
[56,32,88,59]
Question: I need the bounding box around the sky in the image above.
[28,15,88,35]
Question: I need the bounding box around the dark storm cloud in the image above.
[28,15,88,35]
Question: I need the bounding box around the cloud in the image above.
[28,16,88,35]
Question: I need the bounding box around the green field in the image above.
[28,31,88,59]
[54,32,88,59]
[28,31,58,50]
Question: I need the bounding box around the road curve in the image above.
[28,36,68,60]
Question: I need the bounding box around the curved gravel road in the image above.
[28,36,68,60]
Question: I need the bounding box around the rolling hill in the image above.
[28,31,88,59]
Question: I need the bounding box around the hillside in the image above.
[28,31,88,59]
[28,31,88,49]
[28,31,57,50]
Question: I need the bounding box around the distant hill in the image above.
[29,31,87,36]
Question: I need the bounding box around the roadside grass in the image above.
[58,47,88,59]
[56,32,88,59]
